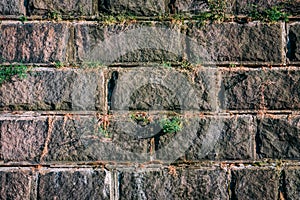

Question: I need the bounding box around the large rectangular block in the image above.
[221,69,300,110]
[0,115,151,163]
[284,168,300,200]
[0,169,33,200]
[119,168,228,199]
[38,169,110,200]
[186,22,284,64]
[235,0,300,15]
[0,22,69,64]
[171,0,234,14]
[185,115,256,161]
[0,0,25,15]
[28,0,96,16]
[287,23,300,63]
[99,0,165,16]
[44,115,152,162]
[0,68,105,111]
[109,67,218,111]
[231,168,279,200]
[74,22,184,64]
[0,116,48,162]
[257,115,300,159]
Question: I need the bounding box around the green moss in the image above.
[48,10,62,21]
[162,61,172,68]
[54,61,63,68]
[0,65,28,85]
[249,5,289,22]
[19,15,28,23]
[96,126,112,139]
[160,116,182,134]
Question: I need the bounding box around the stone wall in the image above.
[0,0,300,199]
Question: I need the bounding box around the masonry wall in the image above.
[0,0,300,199]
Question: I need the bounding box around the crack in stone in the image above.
[40,116,54,162]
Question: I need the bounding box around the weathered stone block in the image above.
[109,67,218,111]
[220,69,263,110]
[44,115,152,162]
[0,22,69,64]
[285,168,300,200]
[170,0,209,14]
[154,117,199,162]
[74,22,184,64]
[231,168,279,200]
[257,116,300,159]
[99,0,165,16]
[0,0,25,15]
[221,69,300,110]
[0,68,105,111]
[186,22,284,64]
[38,169,110,200]
[235,0,300,15]
[171,0,234,14]
[0,117,48,162]
[185,115,256,160]
[0,170,32,199]
[288,23,300,63]
[28,0,96,16]
[119,168,228,199]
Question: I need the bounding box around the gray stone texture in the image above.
[231,168,279,200]
[186,22,284,64]
[285,168,300,200]
[172,0,234,14]
[171,0,300,16]
[44,116,152,162]
[119,168,229,199]
[0,117,48,162]
[257,116,300,159]
[109,67,217,111]
[0,22,69,64]
[0,114,257,163]
[38,169,110,200]
[0,170,32,200]
[0,68,104,111]
[28,0,95,16]
[221,69,300,110]
[99,0,165,16]
[235,0,300,15]
[74,22,184,64]
[0,0,25,15]
[185,115,256,160]
[288,23,300,63]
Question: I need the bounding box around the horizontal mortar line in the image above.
[0,111,99,117]
[218,66,300,71]
[0,63,59,67]
[0,110,300,118]
[1,15,300,23]
[2,62,300,69]
[216,63,288,68]
[224,110,300,115]
[107,62,295,68]
[0,159,300,169]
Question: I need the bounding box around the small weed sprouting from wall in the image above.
[48,10,62,21]
[18,15,28,23]
[130,112,152,126]
[159,116,182,134]
[249,5,289,22]
[0,65,28,85]
[54,61,63,68]
[97,126,112,139]
[96,114,112,139]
